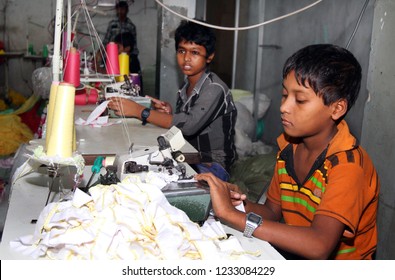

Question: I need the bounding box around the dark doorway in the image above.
[205,0,235,87]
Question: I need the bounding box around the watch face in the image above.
[248,213,262,224]
[142,108,150,118]
[141,108,150,125]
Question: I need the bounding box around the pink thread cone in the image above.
[106,42,120,75]
[63,47,81,88]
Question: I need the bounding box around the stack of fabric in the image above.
[10,176,261,260]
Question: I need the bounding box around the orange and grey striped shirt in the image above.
[267,120,379,259]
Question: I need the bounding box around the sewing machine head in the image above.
[104,75,151,107]
[112,126,211,223]
[105,74,140,97]
[114,126,187,181]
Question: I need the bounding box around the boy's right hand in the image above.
[147,95,172,114]
[194,173,247,218]
[108,97,138,117]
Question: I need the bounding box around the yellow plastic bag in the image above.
[0,114,33,156]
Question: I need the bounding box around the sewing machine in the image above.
[113,126,211,222]
[114,126,187,181]
[104,74,151,108]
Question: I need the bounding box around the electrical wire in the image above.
[154,0,323,31]
[345,0,370,49]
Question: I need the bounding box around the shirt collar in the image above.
[181,69,211,96]
[277,120,358,157]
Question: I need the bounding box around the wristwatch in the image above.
[243,212,263,238]
[141,108,151,125]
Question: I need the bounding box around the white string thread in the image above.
[78,0,133,147]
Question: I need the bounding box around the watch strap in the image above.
[141,108,151,125]
[243,223,257,238]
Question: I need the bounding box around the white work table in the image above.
[75,105,200,165]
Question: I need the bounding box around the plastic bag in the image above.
[31,67,53,99]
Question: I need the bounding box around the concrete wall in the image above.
[363,0,395,260]
[0,0,55,97]
[156,0,195,105]
[235,0,374,145]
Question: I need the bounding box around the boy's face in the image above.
[116,7,128,21]
[176,40,214,79]
[280,71,342,139]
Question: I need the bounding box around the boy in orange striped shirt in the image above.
[196,44,379,259]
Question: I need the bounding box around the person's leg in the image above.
[129,54,140,72]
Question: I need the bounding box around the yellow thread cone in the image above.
[45,82,59,150]
[116,52,129,82]
[46,83,75,158]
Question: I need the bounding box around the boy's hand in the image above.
[194,173,247,219]
[147,95,172,114]
[229,183,247,205]
[108,97,139,117]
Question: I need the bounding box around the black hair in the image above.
[174,20,216,57]
[283,44,362,113]
[114,32,135,50]
[116,1,128,11]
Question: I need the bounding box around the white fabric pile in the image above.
[10,176,260,260]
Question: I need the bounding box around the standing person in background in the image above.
[108,20,238,181]
[113,32,141,74]
[96,1,140,74]
[113,32,142,92]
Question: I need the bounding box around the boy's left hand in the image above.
[147,95,172,114]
